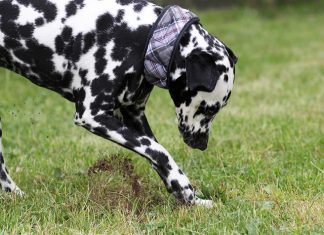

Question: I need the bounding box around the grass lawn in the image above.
[0,4,323,234]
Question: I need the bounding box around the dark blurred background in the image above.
[151,0,320,9]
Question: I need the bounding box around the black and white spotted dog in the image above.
[0,0,237,207]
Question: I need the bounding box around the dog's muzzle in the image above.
[182,131,209,151]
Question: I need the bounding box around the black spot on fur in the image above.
[91,93,115,116]
[140,138,151,146]
[171,180,182,193]
[83,32,96,53]
[75,0,84,6]
[35,17,45,26]
[145,148,170,177]
[0,1,20,21]
[134,4,143,12]
[116,10,125,23]
[79,69,90,86]
[180,31,191,47]
[216,65,228,75]
[29,0,57,22]
[71,33,83,62]
[26,40,54,73]
[97,33,110,46]
[0,153,4,164]
[169,74,198,107]
[154,7,162,16]
[111,24,150,61]
[0,6,22,52]
[75,88,86,117]
[62,26,73,42]
[224,75,228,82]
[90,74,112,96]
[19,24,35,38]
[63,71,73,84]
[96,13,114,32]
[4,37,22,49]
[66,1,77,17]
[15,0,28,6]
[94,48,107,75]
[4,187,11,192]
[0,170,8,181]
[55,35,65,55]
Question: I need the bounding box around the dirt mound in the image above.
[88,155,162,215]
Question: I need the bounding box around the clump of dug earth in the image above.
[88,155,163,214]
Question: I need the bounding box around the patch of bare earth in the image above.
[88,155,163,216]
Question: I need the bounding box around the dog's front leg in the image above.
[119,107,212,206]
[118,105,156,140]
[75,107,212,207]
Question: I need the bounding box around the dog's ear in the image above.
[185,51,219,92]
[225,45,238,65]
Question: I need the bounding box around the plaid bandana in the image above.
[144,5,199,89]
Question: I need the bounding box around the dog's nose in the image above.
[184,133,208,151]
[190,139,208,151]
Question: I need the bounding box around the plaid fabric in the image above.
[144,5,199,88]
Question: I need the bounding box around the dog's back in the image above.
[0,0,159,101]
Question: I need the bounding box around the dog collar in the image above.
[144,5,199,89]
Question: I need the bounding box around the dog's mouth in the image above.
[182,131,209,151]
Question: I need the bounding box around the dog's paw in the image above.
[194,198,214,208]
[14,187,25,197]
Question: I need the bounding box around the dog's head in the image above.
[169,24,238,151]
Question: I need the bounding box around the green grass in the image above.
[1,5,323,234]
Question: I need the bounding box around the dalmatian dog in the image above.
[0,0,237,207]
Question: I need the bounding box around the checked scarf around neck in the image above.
[143,5,200,89]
